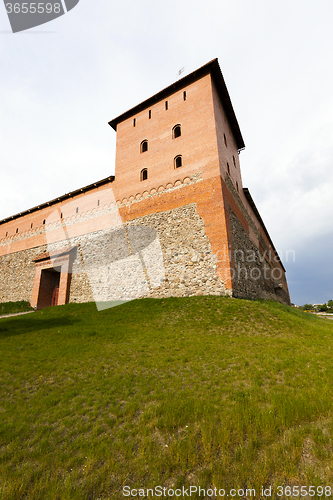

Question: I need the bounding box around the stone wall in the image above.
[0,246,45,303]
[228,208,290,305]
[126,204,226,299]
[68,203,227,302]
[0,194,290,307]
[0,203,227,305]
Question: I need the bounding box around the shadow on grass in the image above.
[0,315,77,340]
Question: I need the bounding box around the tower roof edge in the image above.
[108,58,245,151]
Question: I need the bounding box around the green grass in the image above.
[1,297,333,499]
[0,301,33,316]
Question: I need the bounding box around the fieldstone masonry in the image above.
[0,204,226,305]
[0,247,42,303]
[127,204,226,299]
[229,209,289,304]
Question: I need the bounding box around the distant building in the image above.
[0,59,290,309]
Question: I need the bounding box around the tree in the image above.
[302,304,314,311]
[327,299,333,310]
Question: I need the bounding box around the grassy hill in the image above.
[1,297,333,499]
[0,301,33,316]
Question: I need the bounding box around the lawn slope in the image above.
[0,301,33,316]
[1,297,333,499]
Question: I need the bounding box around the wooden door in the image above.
[51,287,59,306]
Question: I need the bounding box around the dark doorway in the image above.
[37,267,61,310]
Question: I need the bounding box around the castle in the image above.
[0,59,291,309]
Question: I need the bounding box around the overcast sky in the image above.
[1,0,333,306]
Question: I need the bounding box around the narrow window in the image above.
[174,155,182,168]
[76,207,79,214]
[97,199,100,206]
[5,231,8,237]
[233,155,236,167]
[141,168,148,181]
[140,140,148,153]
[183,91,187,101]
[149,110,151,119]
[172,124,181,139]
[165,101,168,110]
[16,228,19,234]
[224,134,227,147]
[133,118,136,127]
[236,181,239,192]
[43,219,46,225]
[227,162,230,175]
[31,223,33,229]
[60,212,63,219]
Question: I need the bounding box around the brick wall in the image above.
[0,188,228,305]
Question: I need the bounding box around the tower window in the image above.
[149,110,151,119]
[31,223,33,229]
[140,140,148,153]
[61,213,63,219]
[224,134,227,147]
[133,118,136,127]
[16,228,19,234]
[165,101,168,110]
[76,207,79,214]
[172,124,181,139]
[6,232,8,237]
[97,199,100,206]
[236,181,239,192]
[233,155,236,167]
[141,168,148,181]
[174,155,182,168]
[43,219,46,225]
[183,91,187,101]
[227,162,230,175]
